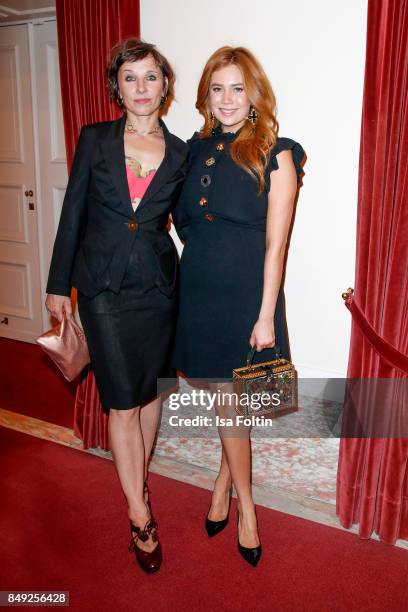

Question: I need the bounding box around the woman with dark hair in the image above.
[46,39,188,573]
[172,46,305,567]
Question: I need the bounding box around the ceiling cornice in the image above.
[0,3,55,23]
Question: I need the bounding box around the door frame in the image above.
[0,17,66,337]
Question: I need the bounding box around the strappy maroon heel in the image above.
[128,517,162,573]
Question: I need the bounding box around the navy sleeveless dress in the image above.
[172,126,305,379]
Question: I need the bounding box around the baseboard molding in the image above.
[0,329,37,344]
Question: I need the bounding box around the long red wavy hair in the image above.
[196,46,279,193]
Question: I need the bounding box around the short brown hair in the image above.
[107,38,174,113]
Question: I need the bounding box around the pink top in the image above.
[125,159,156,211]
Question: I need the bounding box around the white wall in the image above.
[140,0,368,376]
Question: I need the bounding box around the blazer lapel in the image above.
[135,119,186,214]
[101,114,132,215]
[101,115,185,218]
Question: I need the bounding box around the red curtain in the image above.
[56,0,140,450]
[73,368,110,451]
[336,0,408,544]
[56,0,139,169]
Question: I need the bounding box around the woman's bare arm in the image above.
[249,149,297,350]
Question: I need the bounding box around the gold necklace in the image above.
[125,122,161,135]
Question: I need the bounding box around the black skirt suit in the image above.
[46,115,188,410]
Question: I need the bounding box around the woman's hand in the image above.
[249,317,276,352]
[45,294,72,322]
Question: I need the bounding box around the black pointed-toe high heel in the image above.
[205,515,229,537]
[205,487,232,537]
[237,510,262,567]
[237,540,262,567]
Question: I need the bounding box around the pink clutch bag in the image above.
[36,314,90,381]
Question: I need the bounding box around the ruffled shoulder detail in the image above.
[187,131,201,147]
[186,131,207,165]
[265,137,305,190]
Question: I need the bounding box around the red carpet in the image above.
[0,338,76,428]
[1,427,407,612]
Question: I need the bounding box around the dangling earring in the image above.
[160,95,167,108]
[248,106,258,124]
[210,111,216,134]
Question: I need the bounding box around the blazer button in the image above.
[216,143,225,151]
[205,157,216,167]
[204,214,215,222]
[127,220,138,231]
[199,197,208,207]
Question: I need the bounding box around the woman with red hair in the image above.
[172,46,305,566]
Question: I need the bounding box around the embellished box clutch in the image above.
[232,346,298,418]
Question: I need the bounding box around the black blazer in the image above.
[46,115,188,298]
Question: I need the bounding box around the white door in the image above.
[0,20,67,342]
[0,23,42,342]
[32,20,68,331]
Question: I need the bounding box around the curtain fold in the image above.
[74,367,110,451]
[336,0,408,545]
[56,0,140,448]
[56,0,139,169]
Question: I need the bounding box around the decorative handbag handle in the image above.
[246,345,281,366]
